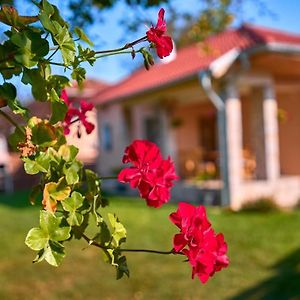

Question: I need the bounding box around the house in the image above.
[94,24,300,209]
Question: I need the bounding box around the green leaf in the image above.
[62,191,84,226]
[0,82,16,99]
[23,151,52,175]
[0,43,22,80]
[72,213,89,240]
[49,88,68,124]
[44,240,65,267]
[64,161,82,184]
[26,210,71,266]
[116,256,130,280]
[78,45,96,66]
[74,27,93,46]
[25,227,48,251]
[85,169,103,205]
[39,210,71,241]
[54,25,76,65]
[58,144,79,162]
[108,213,127,248]
[10,29,49,68]
[68,211,83,227]
[41,0,55,15]
[0,83,27,116]
[22,68,48,101]
[28,117,57,148]
[71,67,86,86]
[23,157,47,174]
[29,184,42,205]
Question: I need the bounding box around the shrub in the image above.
[240,197,280,213]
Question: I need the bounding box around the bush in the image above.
[240,197,280,213]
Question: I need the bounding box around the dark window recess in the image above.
[199,115,217,158]
[144,117,160,144]
[102,123,113,151]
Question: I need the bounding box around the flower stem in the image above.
[0,109,25,134]
[95,50,134,60]
[47,46,60,61]
[79,231,179,256]
[94,36,147,55]
[100,176,118,180]
[120,248,176,255]
[48,61,71,69]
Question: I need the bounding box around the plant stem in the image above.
[95,50,134,60]
[48,61,71,69]
[79,231,179,256]
[47,46,60,61]
[0,109,24,134]
[95,36,147,55]
[120,248,176,255]
[100,176,118,180]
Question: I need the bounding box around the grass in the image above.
[0,191,300,300]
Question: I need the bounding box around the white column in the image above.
[263,83,280,180]
[225,82,243,208]
[160,108,178,166]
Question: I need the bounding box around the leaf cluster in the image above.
[0,0,130,277]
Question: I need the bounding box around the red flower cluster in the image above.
[118,140,178,208]
[61,89,95,135]
[146,8,173,59]
[169,202,229,283]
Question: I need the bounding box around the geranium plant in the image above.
[0,1,228,282]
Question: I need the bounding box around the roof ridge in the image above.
[241,22,300,38]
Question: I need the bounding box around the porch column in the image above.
[159,108,178,167]
[225,82,243,208]
[263,83,280,180]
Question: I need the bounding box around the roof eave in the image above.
[209,42,300,79]
[97,41,300,106]
[96,72,199,107]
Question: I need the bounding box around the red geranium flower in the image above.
[146,8,173,59]
[170,202,211,252]
[169,202,229,283]
[61,89,95,135]
[118,140,178,207]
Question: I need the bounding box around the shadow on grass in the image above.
[231,247,300,300]
[0,190,33,208]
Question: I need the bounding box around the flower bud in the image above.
[144,59,150,71]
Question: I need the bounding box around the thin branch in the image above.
[0,109,25,134]
[99,176,118,180]
[48,61,71,69]
[120,248,176,255]
[95,36,147,55]
[47,46,60,61]
[95,50,134,60]
[78,231,180,256]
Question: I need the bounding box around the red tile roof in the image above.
[67,79,110,100]
[94,24,300,105]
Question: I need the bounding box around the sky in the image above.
[84,0,300,84]
[9,0,300,99]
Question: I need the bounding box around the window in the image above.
[102,123,113,151]
[144,116,160,144]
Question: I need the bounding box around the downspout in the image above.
[198,71,230,206]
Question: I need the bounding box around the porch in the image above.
[98,52,300,209]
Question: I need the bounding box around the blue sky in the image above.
[83,0,300,83]
[11,0,300,97]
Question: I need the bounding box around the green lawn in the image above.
[0,191,300,300]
